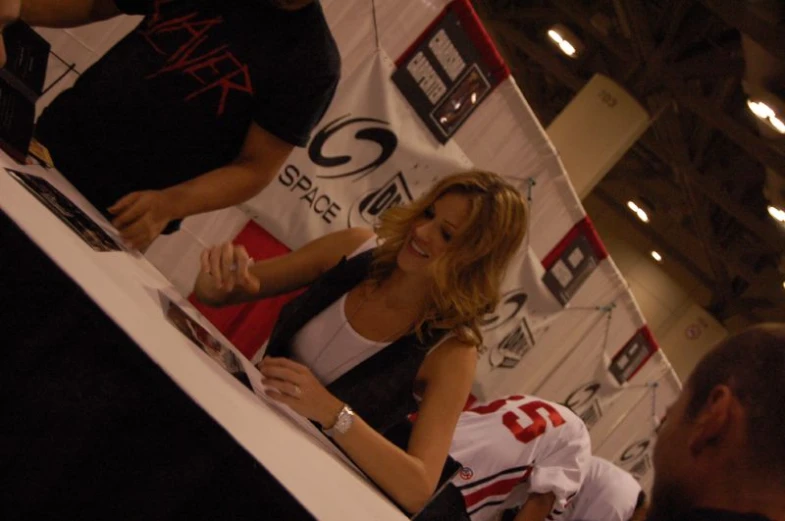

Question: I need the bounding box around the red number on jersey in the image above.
[468,395,525,415]
[469,397,566,444]
[504,401,566,443]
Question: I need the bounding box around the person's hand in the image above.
[197,242,259,302]
[108,190,173,250]
[258,357,344,427]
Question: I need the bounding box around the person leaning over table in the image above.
[13,0,339,250]
[555,456,648,521]
[193,170,529,514]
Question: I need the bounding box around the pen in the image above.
[179,224,254,273]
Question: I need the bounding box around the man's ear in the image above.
[688,384,734,455]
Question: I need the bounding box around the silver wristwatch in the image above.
[323,404,355,437]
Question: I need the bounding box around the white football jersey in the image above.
[450,395,591,521]
[564,456,642,521]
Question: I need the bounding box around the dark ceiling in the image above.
[473,0,785,329]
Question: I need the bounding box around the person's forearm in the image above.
[514,492,556,521]
[193,273,260,307]
[162,161,275,221]
[330,418,435,513]
[21,0,120,28]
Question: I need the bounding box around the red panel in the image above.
[541,216,609,270]
[627,326,660,381]
[188,221,304,360]
[450,0,510,85]
[609,326,660,383]
[394,0,510,85]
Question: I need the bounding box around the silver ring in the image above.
[293,384,302,397]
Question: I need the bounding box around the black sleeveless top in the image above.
[265,249,464,517]
[264,249,446,434]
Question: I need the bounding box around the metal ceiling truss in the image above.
[474,0,785,325]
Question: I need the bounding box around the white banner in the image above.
[240,51,473,249]
[137,0,685,494]
[592,366,680,492]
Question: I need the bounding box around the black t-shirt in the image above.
[36,0,340,212]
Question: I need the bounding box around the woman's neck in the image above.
[369,269,430,313]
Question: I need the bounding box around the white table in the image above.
[0,154,407,521]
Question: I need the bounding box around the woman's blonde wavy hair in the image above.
[369,170,528,346]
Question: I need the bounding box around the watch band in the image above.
[324,404,355,437]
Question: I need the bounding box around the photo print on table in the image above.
[6,168,122,252]
[159,291,253,391]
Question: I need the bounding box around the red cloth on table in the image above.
[188,221,303,360]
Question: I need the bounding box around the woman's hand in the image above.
[194,242,259,305]
[258,357,344,428]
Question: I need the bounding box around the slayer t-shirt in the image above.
[36,0,340,213]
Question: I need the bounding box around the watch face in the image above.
[334,405,355,434]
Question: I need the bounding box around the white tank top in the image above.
[289,236,388,385]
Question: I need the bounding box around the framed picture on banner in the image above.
[541,218,609,306]
[392,0,509,143]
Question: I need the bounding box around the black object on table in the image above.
[0,212,315,521]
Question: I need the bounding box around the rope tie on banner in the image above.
[598,377,664,439]
[623,377,665,433]
[523,177,536,245]
[370,0,380,50]
[525,177,535,203]
[486,302,611,371]
[651,381,660,431]
[600,303,614,355]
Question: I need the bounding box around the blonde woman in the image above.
[195,170,528,514]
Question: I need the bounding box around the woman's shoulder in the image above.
[345,229,378,259]
[319,227,376,260]
[421,332,477,369]
[435,334,478,354]
[417,332,477,386]
[427,326,478,351]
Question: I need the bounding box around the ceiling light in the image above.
[747,99,785,134]
[546,24,582,59]
[651,251,662,262]
[627,200,650,223]
[559,40,577,56]
[770,115,785,134]
[748,99,775,119]
[768,205,785,223]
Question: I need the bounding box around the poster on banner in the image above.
[240,51,473,250]
[472,248,625,401]
[541,219,609,306]
[475,247,563,371]
[532,293,655,431]
[549,325,660,432]
[392,3,501,143]
[473,304,611,401]
[475,217,610,386]
[586,351,681,453]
